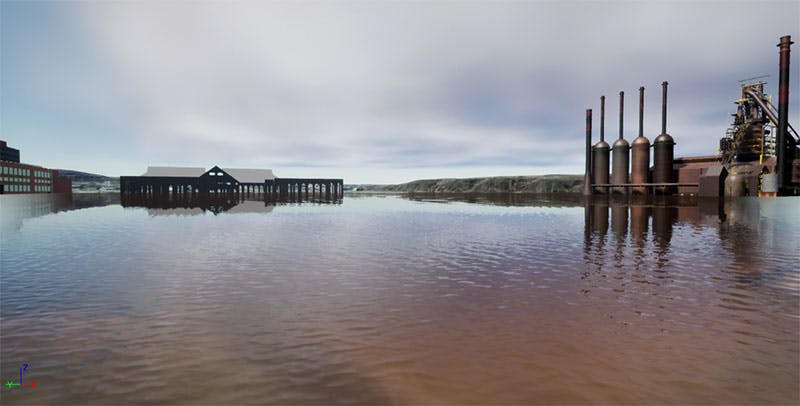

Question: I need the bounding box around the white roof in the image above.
[222,168,275,183]
[142,166,206,177]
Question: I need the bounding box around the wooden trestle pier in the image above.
[120,166,344,201]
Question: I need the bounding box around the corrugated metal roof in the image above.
[142,166,206,177]
[222,168,275,183]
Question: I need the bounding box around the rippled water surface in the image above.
[1,193,798,404]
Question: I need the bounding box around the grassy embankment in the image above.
[358,174,583,194]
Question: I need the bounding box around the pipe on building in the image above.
[777,35,793,193]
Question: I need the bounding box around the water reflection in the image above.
[0,193,119,231]
[402,192,586,207]
[2,193,798,404]
[582,194,799,293]
[121,194,342,215]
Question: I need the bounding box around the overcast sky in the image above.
[2,1,798,183]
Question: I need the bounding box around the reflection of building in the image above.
[120,165,344,200]
[0,140,72,194]
[120,194,338,215]
[0,193,118,232]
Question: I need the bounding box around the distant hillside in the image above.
[362,175,584,194]
[55,169,117,182]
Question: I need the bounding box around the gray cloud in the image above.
[2,1,798,182]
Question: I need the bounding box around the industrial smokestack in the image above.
[612,91,630,194]
[619,91,624,140]
[594,96,611,194]
[661,81,668,134]
[777,35,793,193]
[584,109,593,195]
[632,86,650,195]
[638,86,644,138]
[653,81,675,195]
[600,95,606,142]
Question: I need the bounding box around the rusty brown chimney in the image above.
[777,35,793,192]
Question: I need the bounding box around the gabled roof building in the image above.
[120,165,343,201]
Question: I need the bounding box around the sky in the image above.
[1,1,798,184]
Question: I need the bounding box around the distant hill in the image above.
[55,169,117,182]
[359,175,584,194]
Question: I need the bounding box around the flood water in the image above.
[1,193,798,404]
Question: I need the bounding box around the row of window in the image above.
[208,172,224,176]
[4,184,49,193]
[0,176,45,183]
[0,166,51,177]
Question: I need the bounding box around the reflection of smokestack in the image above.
[584,109,593,195]
[611,203,628,239]
[777,35,793,193]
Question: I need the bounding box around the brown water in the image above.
[1,193,798,404]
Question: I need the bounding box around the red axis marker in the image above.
[22,381,37,388]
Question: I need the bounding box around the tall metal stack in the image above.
[612,91,630,194]
[776,35,793,194]
[583,109,593,195]
[631,86,650,195]
[593,96,610,193]
[653,81,675,194]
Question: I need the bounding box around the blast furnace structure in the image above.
[583,35,799,197]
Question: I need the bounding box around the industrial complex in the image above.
[0,140,72,194]
[583,35,798,197]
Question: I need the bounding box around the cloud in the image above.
[2,1,798,182]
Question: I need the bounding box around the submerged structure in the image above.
[584,35,799,197]
[120,166,344,200]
